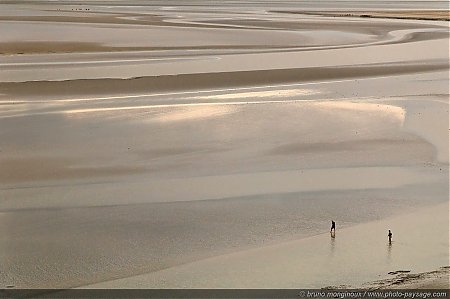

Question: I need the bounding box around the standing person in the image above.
[388,230,392,243]
[330,220,336,233]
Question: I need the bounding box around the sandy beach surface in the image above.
[85,202,449,288]
[0,0,448,290]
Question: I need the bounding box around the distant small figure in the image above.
[388,230,393,243]
[330,220,336,233]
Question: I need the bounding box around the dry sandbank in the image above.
[0,60,446,97]
[275,10,450,21]
[366,266,449,289]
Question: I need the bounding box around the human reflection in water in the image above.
[330,230,336,257]
[387,237,393,264]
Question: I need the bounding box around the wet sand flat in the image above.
[0,0,448,289]
[85,202,449,288]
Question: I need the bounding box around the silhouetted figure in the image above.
[388,230,392,243]
[330,220,336,233]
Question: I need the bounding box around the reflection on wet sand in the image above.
[330,232,336,259]
[387,240,393,265]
